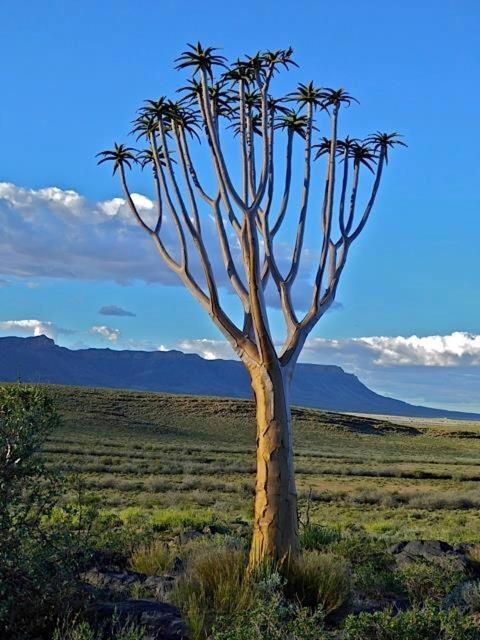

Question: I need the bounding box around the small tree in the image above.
[0,384,63,638]
[98,44,404,568]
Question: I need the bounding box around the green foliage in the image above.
[342,604,480,640]
[172,546,253,639]
[212,579,329,640]
[445,580,480,614]
[129,539,174,575]
[399,558,465,605]
[330,534,401,596]
[0,384,74,640]
[0,384,60,537]
[285,551,351,614]
[52,617,147,640]
[300,522,341,550]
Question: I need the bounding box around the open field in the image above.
[42,384,480,542]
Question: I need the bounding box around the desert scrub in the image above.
[444,580,480,614]
[467,544,480,571]
[328,534,399,597]
[342,604,480,639]
[0,384,81,640]
[399,557,465,605]
[299,522,342,550]
[52,618,147,640]
[212,575,329,640]
[129,540,174,575]
[171,546,253,639]
[285,551,351,614]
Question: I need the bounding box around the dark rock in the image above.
[88,549,128,572]
[87,599,187,640]
[81,567,175,600]
[351,593,409,615]
[177,529,203,544]
[388,539,467,570]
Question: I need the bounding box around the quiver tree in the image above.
[98,43,404,569]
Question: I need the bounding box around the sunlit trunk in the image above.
[248,362,299,568]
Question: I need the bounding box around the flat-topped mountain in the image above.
[0,335,477,420]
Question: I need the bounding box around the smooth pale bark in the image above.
[248,362,299,568]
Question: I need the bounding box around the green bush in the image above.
[212,574,329,640]
[172,546,253,639]
[445,580,480,614]
[285,551,351,614]
[342,604,480,640]
[129,539,174,575]
[52,618,147,640]
[0,384,76,640]
[330,534,401,597]
[399,558,465,605]
[300,523,341,550]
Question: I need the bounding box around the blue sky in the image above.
[0,1,479,411]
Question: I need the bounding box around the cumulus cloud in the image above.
[0,182,177,285]
[89,325,121,342]
[177,338,235,361]
[174,332,480,412]
[99,305,136,317]
[176,333,480,368]
[302,332,480,368]
[0,182,337,313]
[0,319,72,341]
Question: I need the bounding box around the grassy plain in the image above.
[42,385,480,543]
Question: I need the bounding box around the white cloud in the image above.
[302,332,480,368]
[173,332,480,412]
[175,332,480,368]
[177,338,235,361]
[0,181,337,313]
[0,182,175,285]
[0,319,59,340]
[89,325,121,342]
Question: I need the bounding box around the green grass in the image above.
[35,384,480,542]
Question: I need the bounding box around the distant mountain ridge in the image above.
[0,335,478,420]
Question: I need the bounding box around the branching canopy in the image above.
[98,44,405,374]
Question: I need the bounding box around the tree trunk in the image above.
[248,362,299,569]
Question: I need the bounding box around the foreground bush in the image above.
[299,522,341,551]
[172,546,253,639]
[129,539,174,575]
[399,558,465,605]
[342,604,480,639]
[285,551,351,614]
[52,618,147,640]
[212,577,328,640]
[0,384,72,639]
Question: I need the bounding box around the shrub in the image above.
[329,534,400,596]
[53,618,147,640]
[0,384,78,640]
[300,523,341,550]
[330,534,392,571]
[399,558,465,605]
[467,544,480,572]
[212,580,329,640]
[129,540,174,575]
[342,604,480,640]
[172,547,253,639]
[444,580,480,614]
[285,551,351,614]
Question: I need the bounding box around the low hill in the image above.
[41,384,421,441]
[0,335,478,420]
